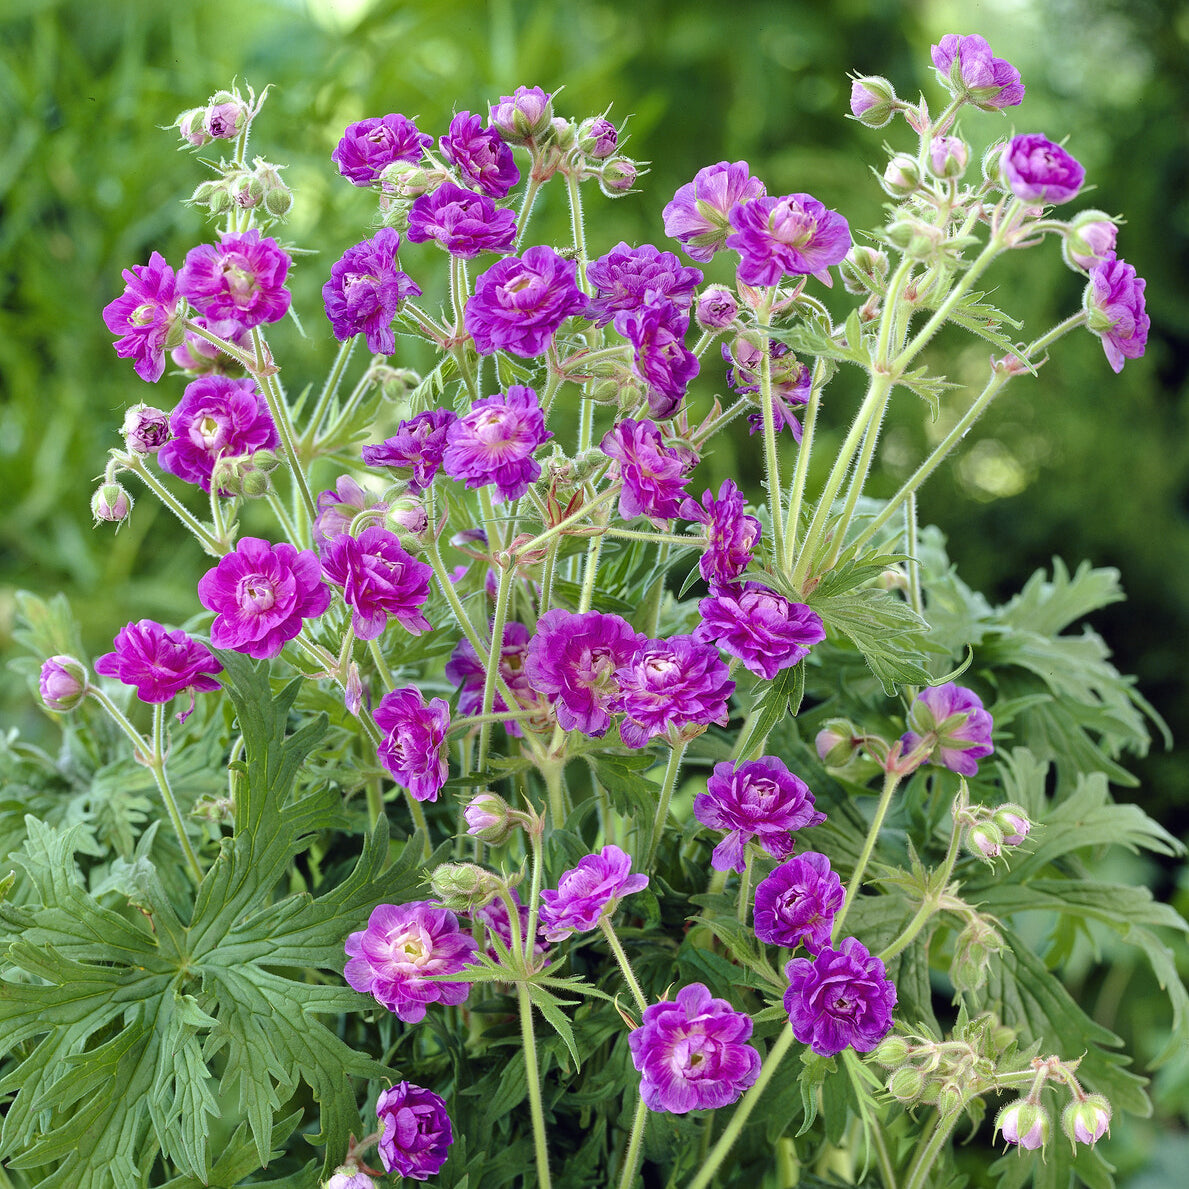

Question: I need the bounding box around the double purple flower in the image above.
[753,852,843,951]
[374,687,451,801]
[362,408,458,493]
[726,193,851,287]
[440,110,520,197]
[538,844,648,941]
[177,229,292,329]
[445,620,533,736]
[695,582,825,681]
[1085,258,1149,373]
[599,418,697,525]
[442,385,552,502]
[930,34,1024,111]
[586,242,702,326]
[681,481,762,586]
[321,527,433,640]
[94,619,222,711]
[332,114,432,187]
[406,181,517,258]
[1000,134,1084,205]
[323,228,421,355]
[102,251,182,383]
[614,297,700,418]
[375,1082,454,1181]
[662,160,766,263]
[901,682,994,776]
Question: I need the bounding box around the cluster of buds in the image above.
[995,1054,1113,1154]
[958,800,1032,863]
[210,449,281,500]
[190,158,292,220]
[175,88,256,147]
[427,861,509,911]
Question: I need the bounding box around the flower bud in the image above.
[936,1080,965,1118]
[965,821,1005,862]
[230,173,265,209]
[204,98,248,140]
[849,76,897,128]
[996,1100,1050,1151]
[598,157,638,197]
[1062,1094,1111,1147]
[369,365,420,402]
[870,1035,911,1067]
[548,117,578,151]
[950,917,1003,993]
[885,218,944,262]
[121,404,172,454]
[39,655,88,712]
[176,107,210,147]
[981,138,1008,189]
[578,116,618,159]
[881,154,920,197]
[91,482,132,524]
[489,86,553,145]
[815,718,863,767]
[464,792,520,845]
[886,1065,926,1103]
[695,285,739,331]
[991,802,1031,846]
[324,1164,377,1189]
[384,495,429,548]
[1062,209,1118,272]
[928,135,969,180]
[840,245,889,294]
[344,663,364,717]
[211,454,271,499]
[428,862,504,911]
[379,159,436,199]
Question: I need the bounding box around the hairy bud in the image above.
[428,862,504,911]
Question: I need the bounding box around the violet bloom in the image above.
[374,687,451,801]
[345,901,476,1022]
[599,418,697,525]
[445,620,533,735]
[1085,258,1149,373]
[901,682,994,777]
[753,852,843,951]
[695,582,825,681]
[628,983,761,1114]
[681,481,762,586]
[332,114,432,187]
[198,538,330,659]
[662,161,766,263]
[726,194,851,287]
[440,110,521,197]
[539,844,648,941]
[784,937,897,1056]
[323,228,422,355]
[524,609,644,736]
[362,408,457,493]
[157,375,278,494]
[472,889,549,961]
[177,229,292,329]
[694,756,825,873]
[102,251,182,383]
[931,34,1024,110]
[723,337,811,404]
[375,1082,454,1180]
[586,242,703,327]
[406,181,517,258]
[321,527,433,640]
[94,619,222,711]
[170,315,252,374]
[614,634,734,749]
[313,475,389,544]
[488,86,552,145]
[1000,134,1085,205]
[614,297,700,418]
[442,385,552,502]
[464,246,589,357]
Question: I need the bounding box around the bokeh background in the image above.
[2,0,1186,1182]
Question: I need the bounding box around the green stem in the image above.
[515,175,544,248]
[524,820,548,962]
[756,292,785,567]
[617,1097,650,1189]
[905,491,923,616]
[903,1109,963,1189]
[404,792,431,858]
[518,984,554,1189]
[645,743,687,868]
[117,455,225,555]
[366,781,385,831]
[477,562,515,784]
[577,531,604,613]
[735,854,752,926]
[302,338,356,449]
[265,489,301,547]
[566,170,590,292]
[515,484,620,556]
[151,704,204,883]
[781,360,825,573]
[368,638,394,690]
[831,770,901,943]
[604,527,693,547]
[600,919,648,1012]
[182,318,257,370]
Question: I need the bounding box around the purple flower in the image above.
[472,889,548,961]
[539,845,648,941]
[445,620,533,735]
[440,111,520,198]
[323,228,421,355]
[374,687,451,801]
[599,418,697,525]
[614,635,734,749]
[931,34,1024,110]
[614,297,700,418]
[488,86,552,145]
[102,252,182,383]
[784,937,897,1056]
[465,246,589,357]
[120,404,172,454]
[586,243,703,327]
[375,1082,454,1180]
[681,481,762,586]
[1000,134,1085,205]
[204,101,246,139]
[406,181,517,258]
[1085,258,1149,373]
[662,161,766,263]
[170,315,252,374]
[628,983,761,1114]
[39,656,88,712]
[901,682,994,777]
[313,475,389,544]
[695,582,825,681]
[694,756,825,873]
[442,385,552,502]
[332,114,432,187]
[579,116,618,158]
[346,901,476,1022]
[197,537,330,659]
[94,619,222,710]
[753,852,843,951]
[157,376,278,494]
[362,408,457,493]
[177,230,292,329]
[524,609,644,736]
[321,527,432,640]
[726,194,851,287]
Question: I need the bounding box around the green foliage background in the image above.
[1,0,1187,1182]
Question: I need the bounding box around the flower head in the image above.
[614,297,700,418]
[662,161,766,263]
[39,656,88,712]
[406,181,518,258]
[753,852,843,951]
[628,983,761,1113]
[901,682,994,777]
[321,527,433,640]
[374,687,451,801]
[177,229,292,328]
[94,620,222,711]
[362,408,457,493]
[333,114,432,187]
[120,404,172,454]
[586,242,703,327]
[1000,134,1085,205]
[681,481,762,586]
[694,756,825,873]
[442,385,552,502]
[440,110,521,197]
[784,937,897,1055]
[445,620,533,735]
[375,1082,454,1180]
[695,582,825,681]
[539,845,648,941]
[931,34,1024,110]
[488,86,553,145]
[726,193,851,287]
[313,475,389,544]
[323,228,421,355]
[1085,258,1149,373]
[599,418,697,525]
[102,252,183,383]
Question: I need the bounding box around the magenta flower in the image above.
[375,1082,454,1181]
[102,252,182,383]
[177,229,292,328]
[445,620,533,735]
[931,34,1024,110]
[94,619,222,711]
[723,337,812,407]
[587,243,703,327]
[313,475,389,544]
[197,537,330,660]
[1085,258,1149,373]
[321,527,433,641]
[39,656,88,712]
[323,228,421,355]
[599,418,697,525]
[406,181,517,258]
[1000,134,1085,205]
[374,687,451,801]
[465,246,589,357]
[488,86,553,145]
[753,852,843,951]
[614,634,734,749]
[901,682,994,777]
[345,901,476,1021]
[695,582,825,681]
[362,408,457,493]
[614,297,700,418]
[440,110,520,197]
[694,756,825,873]
[442,385,552,502]
[681,481,762,586]
[628,983,761,1114]
[785,938,897,1056]
[539,845,649,941]
[471,889,549,961]
[662,161,766,263]
[120,404,172,454]
[170,315,252,374]
[332,114,432,187]
[157,375,278,494]
[524,609,644,736]
[726,194,851,287]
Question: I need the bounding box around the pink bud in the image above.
[997,1100,1050,1151]
[39,655,88,712]
[1062,1094,1111,1146]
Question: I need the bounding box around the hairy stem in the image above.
[831,770,902,943]
[518,984,554,1189]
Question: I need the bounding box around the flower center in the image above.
[130,302,157,327]
[240,576,277,612]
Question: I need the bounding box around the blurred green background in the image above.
[2,0,1187,1182]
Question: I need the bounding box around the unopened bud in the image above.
[344,663,364,717]
[981,138,1008,189]
[489,86,553,145]
[815,718,863,767]
[379,159,436,199]
[870,1036,911,1067]
[324,1164,377,1189]
[886,1066,926,1103]
[996,1100,1050,1151]
[936,1080,965,1118]
[1062,1094,1111,1147]
[230,173,265,209]
[928,135,969,180]
[428,862,504,910]
[695,285,739,331]
[991,802,1031,846]
[176,107,211,147]
[966,821,1005,862]
[121,404,171,454]
[39,656,88,712]
[384,495,429,547]
[849,76,898,128]
[464,792,519,845]
[885,218,944,261]
[578,116,618,159]
[91,482,132,524]
[840,245,889,294]
[211,454,271,499]
[881,154,920,197]
[598,157,638,196]
[1062,209,1118,272]
[950,917,1003,993]
[370,365,420,401]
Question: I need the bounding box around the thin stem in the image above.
[151,704,204,883]
[514,484,620,557]
[645,743,687,868]
[302,337,357,448]
[735,854,752,926]
[523,820,548,962]
[366,781,385,831]
[477,563,514,784]
[265,489,301,546]
[368,638,394,691]
[515,175,544,248]
[831,770,901,943]
[577,532,605,613]
[781,360,825,573]
[756,292,785,566]
[404,792,431,859]
[599,919,648,1012]
[903,1109,963,1189]
[604,527,693,547]
[518,985,554,1189]
[617,1097,650,1189]
[905,491,923,616]
[565,170,590,292]
[116,455,225,555]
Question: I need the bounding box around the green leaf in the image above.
[524,982,582,1068]
[586,751,661,821]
